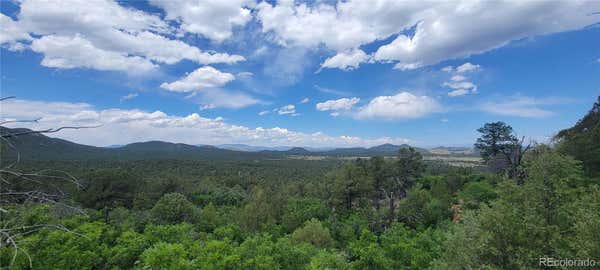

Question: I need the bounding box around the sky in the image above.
[0,0,599,148]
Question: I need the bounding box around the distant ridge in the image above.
[0,127,478,161]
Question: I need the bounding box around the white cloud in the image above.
[160,66,235,92]
[263,46,311,85]
[320,49,369,71]
[450,75,467,82]
[0,14,31,50]
[447,89,470,97]
[1,98,411,147]
[372,2,597,69]
[300,98,310,104]
[316,97,360,111]
[30,35,157,73]
[440,118,449,122]
[237,71,254,78]
[480,96,565,118]
[148,0,251,42]
[443,81,478,96]
[120,93,139,103]
[160,67,260,109]
[258,0,598,70]
[277,104,296,115]
[258,110,270,116]
[441,66,454,72]
[330,112,340,117]
[443,81,477,91]
[442,63,480,96]
[456,63,481,73]
[193,88,261,109]
[355,92,440,119]
[6,0,244,73]
[200,104,217,110]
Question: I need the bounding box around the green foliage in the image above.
[191,239,241,269]
[555,96,600,179]
[397,185,450,228]
[238,187,275,232]
[143,223,198,245]
[348,230,393,270]
[309,250,350,270]
[330,162,373,212]
[77,168,138,209]
[236,234,280,269]
[150,193,199,225]
[273,237,319,270]
[199,202,219,232]
[282,197,330,232]
[568,185,600,260]
[291,218,334,247]
[18,221,112,270]
[436,146,593,269]
[109,230,149,269]
[140,242,192,270]
[193,185,247,206]
[380,224,444,269]
[458,180,498,209]
[474,121,517,162]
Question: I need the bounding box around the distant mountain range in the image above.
[216,144,335,152]
[0,127,478,161]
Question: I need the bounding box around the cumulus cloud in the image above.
[3,0,244,73]
[480,96,561,118]
[159,67,260,109]
[30,35,157,73]
[258,110,270,116]
[160,66,235,92]
[277,104,296,115]
[148,0,251,42]
[320,49,369,71]
[443,81,478,97]
[442,63,480,97]
[258,0,598,70]
[355,92,440,120]
[316,97,360,111]
[300,98,310,104]
[1,99,411,147]
[0,14,31,50]
[456,63,481,73]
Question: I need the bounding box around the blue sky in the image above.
[1,0,599,147]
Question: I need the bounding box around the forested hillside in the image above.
[1,98,599,269]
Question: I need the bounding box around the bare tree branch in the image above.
[0,118,41,126]
[0,96,16,101]
[0,96,96,268]
[1,125,103,138]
